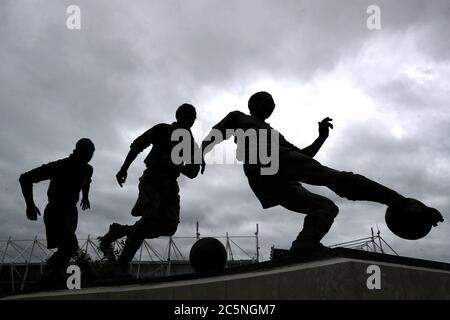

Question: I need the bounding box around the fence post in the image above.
[255,224,259,263]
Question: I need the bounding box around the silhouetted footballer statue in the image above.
[201,92,444,254]
[99,104,200,275]
[19,138,95,282]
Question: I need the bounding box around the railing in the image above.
[0,226,397,294]
[329,228,399,255]
[0,225,260,293]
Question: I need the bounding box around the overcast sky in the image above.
[1,0,449,262]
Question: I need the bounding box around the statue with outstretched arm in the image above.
[98,104,200,276]
[19,138,95,287]
[201,92,444,254]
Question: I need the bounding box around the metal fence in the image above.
[329,228,399,255]
[0,224,261,293]
[0,226,397,294]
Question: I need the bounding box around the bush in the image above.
[70,240,124,283]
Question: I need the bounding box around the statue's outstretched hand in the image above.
[80,197,90,211]
[116,169,127,187]
[26,204,40,221]
[319,117,333,138]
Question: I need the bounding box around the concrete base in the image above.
[4,249,450,300]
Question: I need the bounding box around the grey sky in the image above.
[1,0,449,262]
